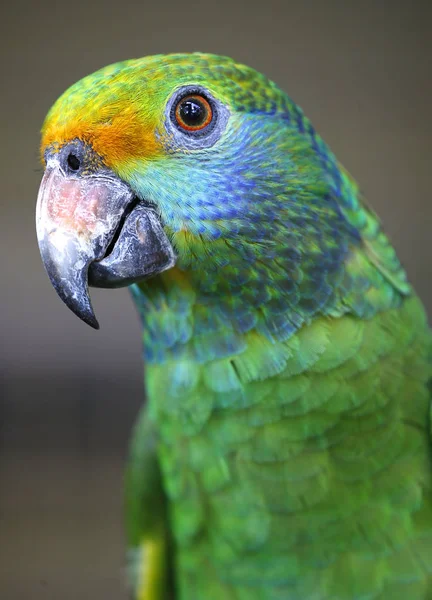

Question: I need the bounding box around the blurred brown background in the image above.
[0,0,431,598]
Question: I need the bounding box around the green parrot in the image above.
[36,53,432,599]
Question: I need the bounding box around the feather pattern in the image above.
[40,53,431,599]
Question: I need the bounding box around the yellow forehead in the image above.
[40,53,286,168]
[41,61,166,167]
[42,103,161,168]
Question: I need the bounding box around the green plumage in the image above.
[39,53,432,599]
[123,60,432,599]
[128,289,431,599]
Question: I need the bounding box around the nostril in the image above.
[67,153,81,171]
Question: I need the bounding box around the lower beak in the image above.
[36,164,175,329]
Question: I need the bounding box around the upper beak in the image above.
[36,160,176,329]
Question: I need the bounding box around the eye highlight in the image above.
[174,94,213,132]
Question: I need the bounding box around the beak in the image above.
[36,161,176,329]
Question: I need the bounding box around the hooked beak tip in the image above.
[83,314,100,330]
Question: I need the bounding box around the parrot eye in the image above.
[174,94,214,132]
[166,86,228,148]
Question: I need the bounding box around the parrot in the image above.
[35,53,432,600]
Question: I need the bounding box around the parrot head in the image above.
[37,53,355,331]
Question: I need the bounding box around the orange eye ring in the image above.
[175,94,213,131]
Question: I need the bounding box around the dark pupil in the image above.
[179,98,206,127]
[67,153,81,171]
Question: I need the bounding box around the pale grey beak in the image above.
[36,158,175,329]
